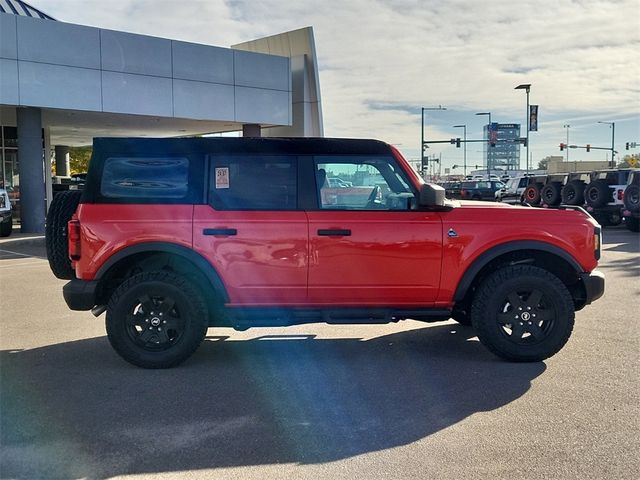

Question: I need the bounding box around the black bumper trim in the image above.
[580,270,605,305]
[63,279,98,311]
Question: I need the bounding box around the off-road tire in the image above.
[106,271,209,368]
[585,180,611,208]
[0,219,11,237]
[451,308,471,326]
[625,216,639,232]
[45,190,82,279]
[541,182,562,206]
[623,184,639,212]
[561,180,585,205]
[523,184,541,205]
[471,265,575,362]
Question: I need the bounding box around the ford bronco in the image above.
[46,137,605,368]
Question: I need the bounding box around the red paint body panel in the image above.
[193,206,308,305]
[73,204,193,280]
[436,201,599,305]
[307,211,442,305]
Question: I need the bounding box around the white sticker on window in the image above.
[215,167,230,189]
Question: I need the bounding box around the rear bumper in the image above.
[63,279,98,311]
[580,270,605,305]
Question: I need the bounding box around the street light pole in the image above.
[421,105,446,178]
[453,124,467,176]
[563,124,570,169]
[475,112,491,176]
[515,84,531,174]
[598,121,615,167]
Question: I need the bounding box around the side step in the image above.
[226,307,452,331]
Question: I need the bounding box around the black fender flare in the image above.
[95,242,229,302]
[453,240,583,303]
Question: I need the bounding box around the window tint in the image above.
[101,157,189,198]
[209,155,297,210]
[314,156,415,210]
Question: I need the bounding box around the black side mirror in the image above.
[419,183,446,208]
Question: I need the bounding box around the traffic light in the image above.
[455,138,461,148]
[560,143,565,151]
[586,144,591,152]
[627,142,630,150]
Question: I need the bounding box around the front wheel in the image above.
[471,265,575,362]
[106,271,209,368]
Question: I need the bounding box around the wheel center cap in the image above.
[150,317,161,327]
[521,312,531,321]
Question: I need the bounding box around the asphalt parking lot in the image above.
[1,228,638,480]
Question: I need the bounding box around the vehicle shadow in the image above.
[0,324,545,479]
[0,235,46,260]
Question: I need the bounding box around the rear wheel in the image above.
[0,218,11,237]
[471,265,574,362]
[106,271,209,368]
[45,190,82,279]
[626,216,639,232]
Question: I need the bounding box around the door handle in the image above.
[317,229,351,236]
[203,228,237,236]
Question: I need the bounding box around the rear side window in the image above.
[208,155,297,210]
[101,157,189,199]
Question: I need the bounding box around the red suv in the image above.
[46,137,604,368]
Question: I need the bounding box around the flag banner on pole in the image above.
[529,105,538,131]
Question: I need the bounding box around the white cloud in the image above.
[34,0,640,162]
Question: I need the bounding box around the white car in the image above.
[0,188,13,237]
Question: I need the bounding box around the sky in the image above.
[35,0,640,171]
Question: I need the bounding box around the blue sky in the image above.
[36,0,640,170]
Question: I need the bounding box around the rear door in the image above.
[306,155,442,306]
[193,154,308,305]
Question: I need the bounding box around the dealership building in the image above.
[0,0,323,232]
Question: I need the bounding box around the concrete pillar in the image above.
[242,124,261,137]
[17,107,45,234]
[44,128,53,212]
[55,145,70,177]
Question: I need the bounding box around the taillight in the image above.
[68,218,81,261]
[618,189,624,201]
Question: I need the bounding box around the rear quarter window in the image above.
[101,157,189,198]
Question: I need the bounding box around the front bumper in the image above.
[580,270,605,305]
[63,279,98,311]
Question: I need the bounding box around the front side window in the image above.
[101,157,189,198]
[314,156,415,210]
[209,155,297,210]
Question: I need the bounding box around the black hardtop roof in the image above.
[92,137,393,156]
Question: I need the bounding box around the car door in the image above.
[193,154,308,305]
[306,155,443,306]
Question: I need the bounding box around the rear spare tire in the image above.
[623,184,639,212]
[523,184,541,205]
[585,180,611,208]
[561,180,585,205]
[541,182,562,206]
[45,190,82,279]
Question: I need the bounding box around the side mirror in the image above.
[419,183,446,208]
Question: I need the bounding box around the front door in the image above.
[307,155,443,306]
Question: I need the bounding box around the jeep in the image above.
[46,137,605,368]
[584,169,634,226]
[622,170,639,232]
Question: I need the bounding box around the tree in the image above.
[617,154,639,168]
[69,146,92,174]
[537,158,549,170]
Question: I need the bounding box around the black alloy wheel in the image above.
[106,271,208,368]
[471,265,574,362]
